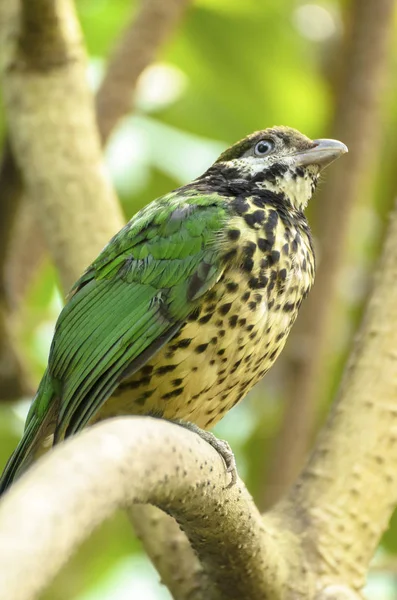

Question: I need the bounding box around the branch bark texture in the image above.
[264,0,396,507]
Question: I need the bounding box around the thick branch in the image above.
[0,418,298,600]
[0,0,124,292]
[0,139,32,400]
[280,199,397,591]
[96,0,191,143]
[264,0,395,506]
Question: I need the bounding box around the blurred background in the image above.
[1,0,397,597]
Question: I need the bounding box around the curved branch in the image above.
[96,0,191,143]
[0,418,296,600]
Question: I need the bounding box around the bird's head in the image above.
[208,126,347,211]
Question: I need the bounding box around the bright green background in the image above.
[1,0,397,598]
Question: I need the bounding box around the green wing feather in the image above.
[0,192,227,494]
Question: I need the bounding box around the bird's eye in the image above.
[254,140,275,156]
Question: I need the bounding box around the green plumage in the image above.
[0,126,347,494]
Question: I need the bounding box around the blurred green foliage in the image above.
[1,0,397,598]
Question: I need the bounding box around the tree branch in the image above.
[264,0,396,507]
[0,418,296,600]
[96,0,191,144]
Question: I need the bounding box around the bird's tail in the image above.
[0,371,58,496]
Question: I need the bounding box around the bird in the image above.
[0,126,347,494]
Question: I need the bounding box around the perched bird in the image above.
[0,126,347,494]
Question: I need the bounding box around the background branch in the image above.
[0,140,32,400]
[263,0,396,507]
[96,0,191,144]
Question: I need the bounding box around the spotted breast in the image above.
[97,195,314,429]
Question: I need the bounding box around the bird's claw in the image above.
[173,420,237,487]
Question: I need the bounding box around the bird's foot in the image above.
[173,420,237,487]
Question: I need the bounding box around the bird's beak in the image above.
[294,139,348,170]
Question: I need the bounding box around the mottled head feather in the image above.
[216,126,316,163]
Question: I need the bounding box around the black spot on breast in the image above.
[219,302,232,315]
[243,241,257,257]
[172,378,184,387]
[276,332,285,342]
[226,281,239,292]
[219,329,226,337]
[134,389,155,406]
[229,315,238,328]
[241,291,250,301]
[258,238,272,252]
[242,257,254,272]
[162,387,184,400]
[231,359,242,373]
[283,302,295,312]
[239,318,247,326]
[118,379,141,390]
[156,364,177,375]
[282,243,289,256]
[279,269,287,281]
[196,343,209,354]
[199,314,212,325]
[248,301,257,311]
[270,250,280,265]
[227,228,241,241]
[188,307,201,321]
[217,349,226,356]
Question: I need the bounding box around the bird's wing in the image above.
[34,193,227,440]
